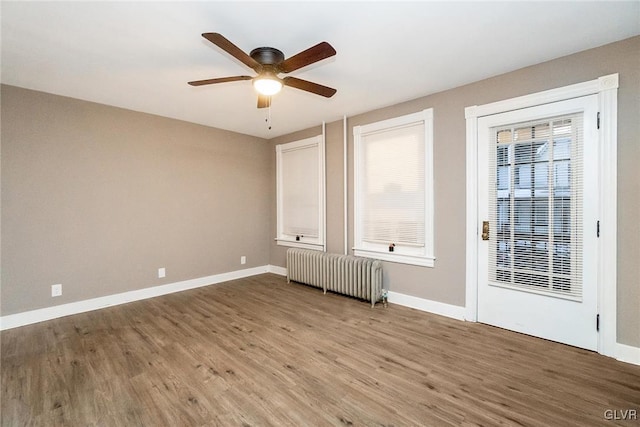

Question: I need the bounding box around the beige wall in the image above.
[2,36,638,347]
[1,85,270,315]
[269,36,640,347]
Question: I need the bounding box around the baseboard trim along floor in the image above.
[0,265,270,331]
[2,265,637,366]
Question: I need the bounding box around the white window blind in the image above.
[354,109,434,267]
[276,135,325,250]
[360,123,425,245]
[488,114,584,300]
[281,144,319,237]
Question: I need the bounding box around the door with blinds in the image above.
[477,95,599,350]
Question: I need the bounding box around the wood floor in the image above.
[1,274,639,426]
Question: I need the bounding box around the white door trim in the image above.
[465,74,618,358]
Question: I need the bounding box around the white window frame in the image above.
[353,109,435,267]
[275,134,326,251]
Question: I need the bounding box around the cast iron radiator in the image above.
[286,248,383,307]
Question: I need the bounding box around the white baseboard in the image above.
[0,265,272,331]
[387,291,465,321]
[4,267,637,367]
[387,291,640,366]
[616,343,640,366]
[267,265,287,276]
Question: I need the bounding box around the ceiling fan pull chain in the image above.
[267,104,273,130]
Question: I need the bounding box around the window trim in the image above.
[275,134,325,251]
[353,109,435,267]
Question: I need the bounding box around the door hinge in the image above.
[597,112,601,129]
[597,220,600,238]
[596,314,600,332]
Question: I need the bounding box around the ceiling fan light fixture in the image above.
[189,34,337,106]
[253,75,283,96]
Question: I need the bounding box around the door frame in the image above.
[464,74,618,357]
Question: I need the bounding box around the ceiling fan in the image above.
[188,33,337,108]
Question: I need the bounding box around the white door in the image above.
[477,95,599,351]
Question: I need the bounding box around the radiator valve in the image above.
[381,289,388,308]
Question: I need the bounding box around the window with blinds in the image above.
[276,135,325,250]
[488,114,583,299]
[354,109,434,267]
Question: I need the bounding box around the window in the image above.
[354,109,434,266]
[490,115,584,298]
[276,135,325,250]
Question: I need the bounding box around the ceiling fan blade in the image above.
[280,42,336,73]
[202,33,260,71]
[257,95,271,109]
[283,77,337,98]
[188,76,252,86]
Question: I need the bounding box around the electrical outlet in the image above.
[241,256,246,265]
[158,267,166,278]
[51,284,62,297]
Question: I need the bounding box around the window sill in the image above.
[353,248,435,267]
[276,239,325,251]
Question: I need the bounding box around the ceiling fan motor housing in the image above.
[250,47,285,68]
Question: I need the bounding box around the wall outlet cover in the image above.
[51,284,62,297]
[158,268,166,278]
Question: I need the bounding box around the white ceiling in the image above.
[2,1,639,139]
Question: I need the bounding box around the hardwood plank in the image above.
[2,273,639,426]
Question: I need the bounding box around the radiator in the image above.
[286,248,383,307]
